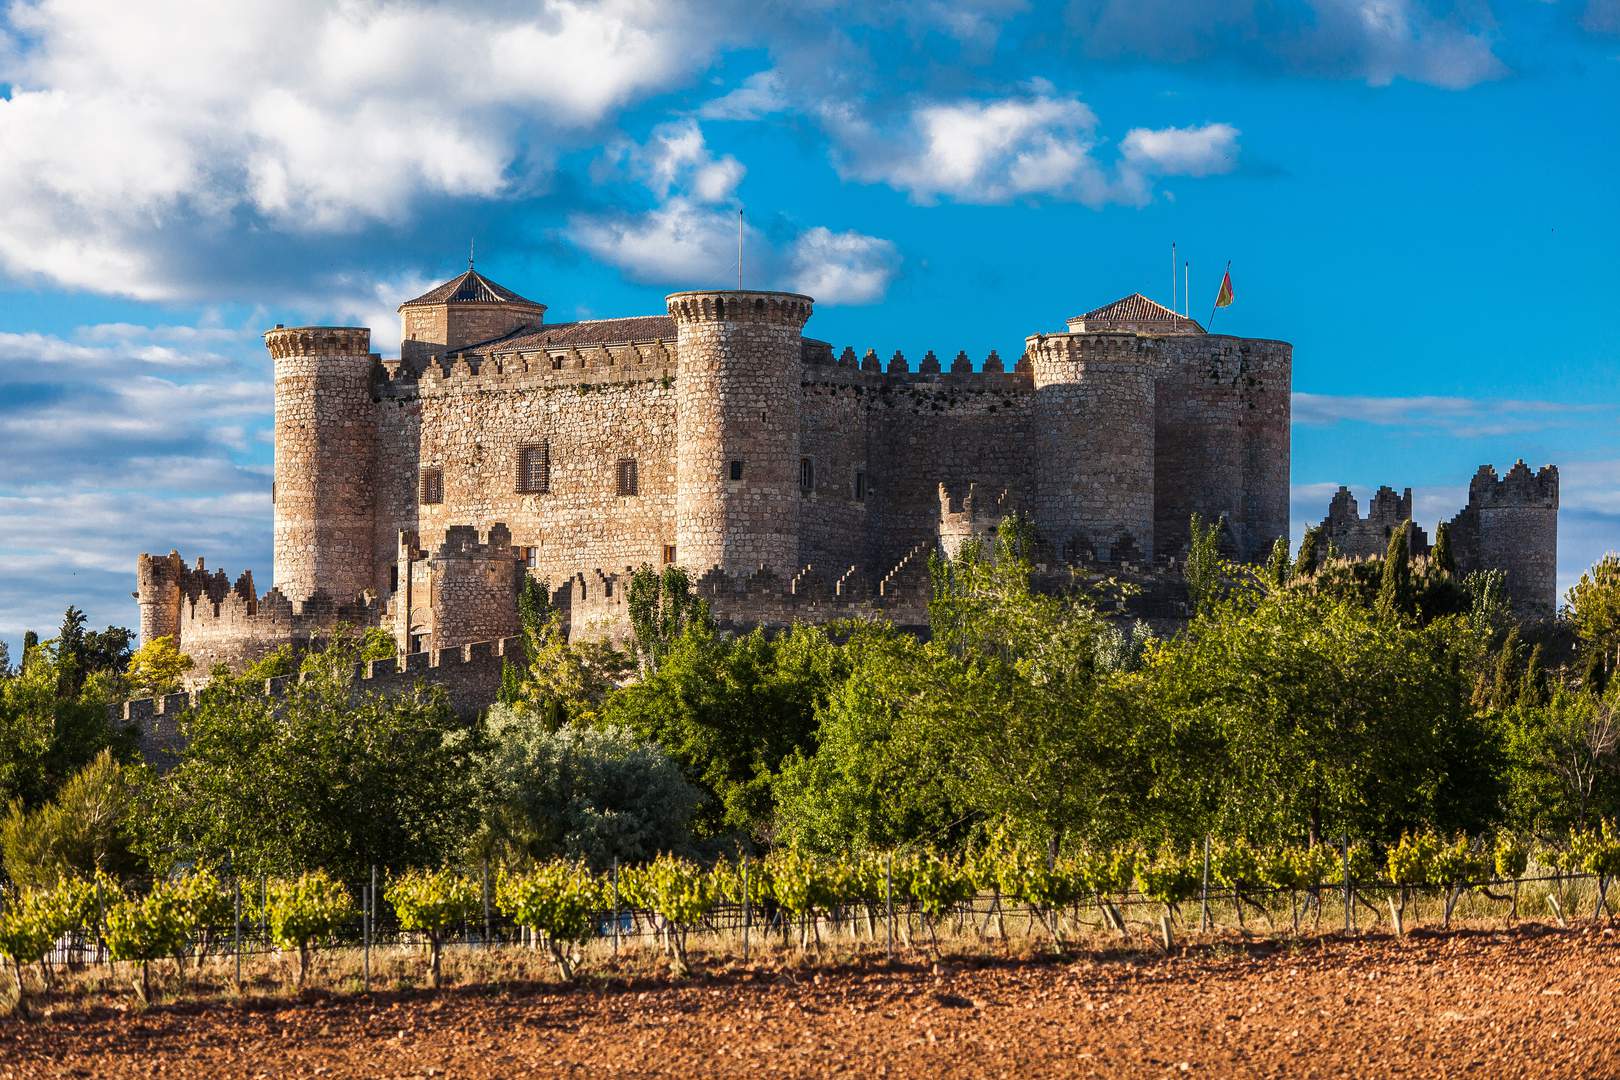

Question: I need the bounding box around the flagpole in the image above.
[738,208,744,289]
[1208,259,1232,329]
[1184,261,1189,317]
[1171,242,1177,311]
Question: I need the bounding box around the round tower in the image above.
[264,325,379,602]
[135,550,185,645]
[1024,332,1159,563]
[667,290,813,576]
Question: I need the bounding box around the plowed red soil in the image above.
[4,927,1617,1077]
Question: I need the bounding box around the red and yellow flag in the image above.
[1214,268,1235,308]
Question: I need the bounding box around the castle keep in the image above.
[135,270,1294,673]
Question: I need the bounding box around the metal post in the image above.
[94,874,105,967]
[611,859,620,960]
[1341,835,1352,935]
[884,854,894,960]
[362,875,371,993]
[481,859,491,947]
[233,877,242,989]
[1200,836,1211,931]
[741,857,751,962]
[260,874,268,943]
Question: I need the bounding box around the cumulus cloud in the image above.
[1063,0,1507,89]
[1292,392,1607,437]
[698,70,791,121]
[789,228,902,304]
[572,121,900,303]
[0,320,275,648]
[0,0,728,300]
[822,88,1238,206]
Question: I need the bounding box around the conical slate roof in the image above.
[399,269,542,309]
[1067,293,1204,334]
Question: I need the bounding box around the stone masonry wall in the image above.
[670,291,812,577]
[268,326,378,604]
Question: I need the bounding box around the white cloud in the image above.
[572,198,745,286]
[574,120,900,304]
[822,89,1238,207]
[0,0,726,299]
[1292,392,1607,437]
[790,228,901,304]
[698,70,790,121]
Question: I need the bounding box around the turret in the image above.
[1450,462,1559,620]
[1024,332,1159,562]
[135,550,186,645]
[264,325,378,603]
[667,290,813,576]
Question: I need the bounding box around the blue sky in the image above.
[1,0,1618,654]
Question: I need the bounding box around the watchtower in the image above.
[667,290,813,576]
[264,326,379,604]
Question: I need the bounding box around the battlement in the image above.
[263,325,373,359]
[435,523,514,559]
[1023,332,1163,374]
[1467,460,1559,508]
[118,636,522,766]
[803,345,1034,389]
[378,337,678,395]
[665,290,814,328]
[1319,485,1428,559]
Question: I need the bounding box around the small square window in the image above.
[800,457,814,494]
[729,460,744,482]
[662,543,677,565]
[616,457,639,497]
[419,467,443,505]
[517,442,550,494]
[854,470,866,502]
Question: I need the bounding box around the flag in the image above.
[1214,268,1234,308]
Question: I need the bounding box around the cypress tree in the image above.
[1293,525,1323,579]
[1431,521,1456,575]
[1265,536,1290,588]
[1376,521,1413,618]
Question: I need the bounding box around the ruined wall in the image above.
[1153,335,1291,561]
[1318,485,1429,558]
[1449,462,1559,620]
[373,344,680,597]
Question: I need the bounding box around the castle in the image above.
[134,268,1293,674]
[130,265,1557,684]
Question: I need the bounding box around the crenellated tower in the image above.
[1024,331,1159,562]
[265,325,379,604]
[1448,461,1559,620]
[667,290,813,576]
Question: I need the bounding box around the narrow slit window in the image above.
[517,441,551,494]
[729,459,744,482]
[419,467,443,505]
[617,457,639,497]
[854,470,866,502]
[800,457,814,494]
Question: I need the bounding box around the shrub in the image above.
[495,861,605,979]
[105,883,189,1003]
[386,868,476,989]
[266,871,354,990]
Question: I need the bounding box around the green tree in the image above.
[1566,554,1620,671]
[1,750,146,887]
[1431,521,1456,575]
[1143,586,1501,845]
[627,564,711,674]
[1376,520,1414,619]
[125,637,194,699]
[501,577,627,730]
[1500,688,1620,833]
[0,640,137,812]
[266,871,354,989]
[474,706,701,868]
[386,868,475,989]
[595,621,843,840]
[141,637,481,878]
[1183,513,1225,612]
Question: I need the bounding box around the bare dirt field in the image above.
[3,926,1617,1078]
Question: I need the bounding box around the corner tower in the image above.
[667,290,813,576]
[1024,331,1159,562]
[265,325,378,603]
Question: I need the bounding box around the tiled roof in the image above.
[1072,293,1203,333]
[399,269,542,308]
[468,315,677,353]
